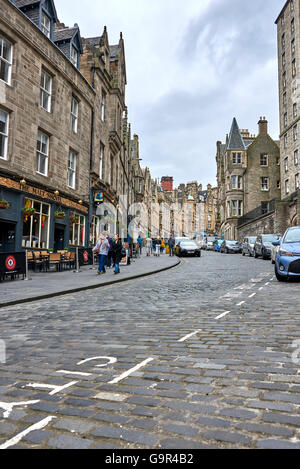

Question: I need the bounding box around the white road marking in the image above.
[215,311,231,320]
[248,293,256,298]
[26,381,78,395]
[0,400,40,419]
[178,330,202,343]
[77,356,117,367]
[108,358,154,384]
[236,301,246,306]
[0,416,56,450]
[259,287,264,291]
[265,282,270,286]
[56,370,93,377]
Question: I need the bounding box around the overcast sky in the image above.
[56,0,284,189]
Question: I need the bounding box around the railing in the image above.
[237,200,276,227]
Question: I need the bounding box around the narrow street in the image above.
[0,252,300,449]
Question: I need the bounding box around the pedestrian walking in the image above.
[112,234,123,275]
[156,238,161,257]
[146,237,152,257]
[106,234,113,268]
[152,238,156,256]
[137,233,144,256]
[168,236,175,257]
[161,238,165,254]
[93,233,110,274]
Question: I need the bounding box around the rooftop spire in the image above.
[227,118,246,151]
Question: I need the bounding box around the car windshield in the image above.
[181,242,197,248]
[262,235,280,242]
[248,237,257,243]
[207,237,215,242]
[284,228,300,243]
[227,241,239,246]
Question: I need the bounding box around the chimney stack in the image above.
[258,116,268,135]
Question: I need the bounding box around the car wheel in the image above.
[275,265,288,282]
[242,252,245,256]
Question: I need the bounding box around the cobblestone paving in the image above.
[0,251,300,449]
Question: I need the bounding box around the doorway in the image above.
[0,221,16,253]
[54,224,65,252]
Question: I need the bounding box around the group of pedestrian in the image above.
[143,235,176,257]
[92,233,125,275]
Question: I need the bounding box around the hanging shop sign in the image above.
[94,192,104,205]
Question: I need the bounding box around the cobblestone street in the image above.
[0,251,300,449]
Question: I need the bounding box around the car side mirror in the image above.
[272,241,280,246]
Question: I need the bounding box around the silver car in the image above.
[242,236,257,257]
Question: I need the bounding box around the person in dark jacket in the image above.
[112,234,123,274]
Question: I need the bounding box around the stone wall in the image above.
[237,212,275,241]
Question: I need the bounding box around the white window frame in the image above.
[36,130,49,176]
[41,11,51,38]
[260,154,268,166]
[99,143,104,180]
[0,36,12,85]
[22,198,50,249]
[285,179,290,195]
[232,152,242,164]
[261,177,269,191]
[0,109,9,160]
[71,97,78,133]
[284,157,289,172]
[67,150,77,189]
[293,124,298,141]
[100,90,106,121]
[40,69,52,112]
[294,149,299,165]
[231,200,243,217]
[295,173,300,190]
[71,45,78,68]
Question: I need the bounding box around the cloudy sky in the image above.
[56,0,284,189]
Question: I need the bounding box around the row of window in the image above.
[22,198,86,249]
[230,153,276,166]
[227,176,278,192]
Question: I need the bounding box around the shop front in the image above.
[0,175,89,253]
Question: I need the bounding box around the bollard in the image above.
[24,250,31,281]
[74,247,81,274]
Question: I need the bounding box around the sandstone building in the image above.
[216,117,281,240]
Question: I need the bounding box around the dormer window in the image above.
[71,45,78,68]
[41,12,51,38]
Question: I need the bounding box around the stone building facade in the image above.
[216,117,281,240]
[275,0,300,228]
[0,0,144,253]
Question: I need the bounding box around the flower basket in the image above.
[54,211,66,219]
[22,207,36,217]
[0,200,9,209]
[70,216,79,224]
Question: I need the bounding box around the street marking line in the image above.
[248,293,256,298]
[265,282,270,286]
[0,416,56,450]
[215,311,231,320]
[108,358,154,384]
[259,287,264,291]
[26,381,78,395]
[77,356,117,367]
[56,370,93,377]
[0,400,40,419]
[178,330,202,343]
[236,301,246,306]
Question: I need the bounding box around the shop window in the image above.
[22,198,50,249]
[69,212,85,246]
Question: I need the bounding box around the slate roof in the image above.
[15,0,39,7]
[54,27,77,43]
[110,45,119,58]
[85,36,101,47]
[227,118,246,151]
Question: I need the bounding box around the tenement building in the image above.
[216,117,281,240]
[276,0,300,227]
[0,0,139,253]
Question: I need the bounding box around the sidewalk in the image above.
[0,254,180,308]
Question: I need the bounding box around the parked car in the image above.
[175,240,201,257]
[242,236,257,257]
[214,239,224,252]
[254,234,281,260]
[271,239,281,265]
[204,237,216,251]
[220,240,242,254]
[273,226,300,281]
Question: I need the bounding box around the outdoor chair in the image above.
[33,251,44,272]
[26,251,35,271]
[69,251,76,269]
[48,253,62,272]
